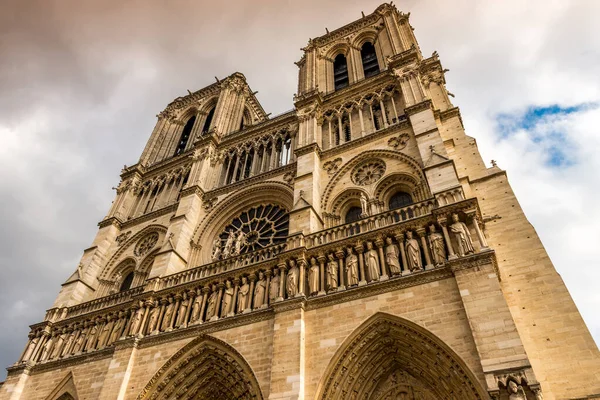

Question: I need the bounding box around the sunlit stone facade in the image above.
[2,3,599,400]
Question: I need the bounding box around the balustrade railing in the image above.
[158,242,287,290]
[64,287,144,319]
[306,199,436,248]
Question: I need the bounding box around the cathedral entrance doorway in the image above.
[316,313,488,400]
[136,335,263,400]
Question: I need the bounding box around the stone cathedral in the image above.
[2,3,600,400]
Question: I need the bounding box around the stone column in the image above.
[246,275,256,312]
[358,107,365,136]
[438,218,457,259]
[469,212,490,251]
[355,244,367,286]
[264,271,271,306]
[215,283,225,318]
[318,255,326,296]
[230,279,240,317]
[155,298,167,332]
[395,232,409,275]
[297,259,306,297]
[277,264,287,302]
[169,295,181,331]
[335,250,346,291]
[375,238,389,280]
[417,228,433,270]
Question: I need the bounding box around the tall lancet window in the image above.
[174,115,196,156]
[201,106,216,134]
[333,54,349,91]
[361,42,379,78]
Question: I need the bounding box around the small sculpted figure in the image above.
[360,193,369,217]
[428,224,446,265]
[161,298,175,331]
[205,285,219,320]
[385,237,401,275]
[238,276,249,312]
[269,269,280,301]
[223,229,235,258]
[235,230,246,255]
[326,254,338,291]
[450,213,474,256]
[253,272,266,309]
[222,280,234,316]
[345,247,359,286]
[405,231,422,272]
[308,258,319,294]
[507,380,526,400]
[211,238,222,261]
[147,301,159,333]
[365,242,380,282]
[287,260,299,298]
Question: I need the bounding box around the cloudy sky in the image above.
[1,0,599,376]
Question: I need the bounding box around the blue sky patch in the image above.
[495,103,597,168]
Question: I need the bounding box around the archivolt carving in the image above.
[100,225,167,280]
[316,313,487,400]
[321,150,425,212]
[136,335,263,400]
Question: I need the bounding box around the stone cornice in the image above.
[22,347,114,375]
[120,204,178,230]
[204,163,296,198]
[387,46,422,70]
[446,250,498,279]
[295,143,322,158]
[179,184,205,198]
[139,148,195,177]
[404,99,433,116]
[98,216,122,229]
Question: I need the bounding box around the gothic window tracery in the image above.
[135,232,159,257]
[352,160,386,186]
[215,205,289,258]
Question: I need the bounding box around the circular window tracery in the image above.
[215,204,289,258]
[352,160,386,186]
[135,232,159,257]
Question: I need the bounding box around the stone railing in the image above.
[158,242,288,291]
[305,199,436,248]
[18,198,491,368]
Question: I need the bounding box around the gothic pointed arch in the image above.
[44,372,79,400]
[316,313,488,400]
[321,150,426,214]
[136,335,263,400]
[100,224,168,281]
[192,181,293,264]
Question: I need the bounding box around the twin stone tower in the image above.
[2,3,599,400]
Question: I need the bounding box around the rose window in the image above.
[134,232,159,256]
[352,160,386,186]
[218,204,289,255]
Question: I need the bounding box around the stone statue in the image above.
[308,258,319,295]
[450,213,474,256]
[190,290,203,323]
[128,304,144,336]
[238,276,249,312]
[40,335,55,361]
[211,238,222,262]
[205,285,219,320]
[161,297,175,331]
[22,335,38,362]
[61,332,74,357]
[97,319,113,348]
[222,229,235,258]
[507,380,526,400]
[405,231,422,272]
[428,224,446,265]
[111,271,122,294]
[385,237,402,275]
[109,314,125,344]
[254,272,266,309]
[147,301,159,334]
[365,241,380,282]
[235,230,246,255]
[345,247,359,286]
[287,260,299,298]
[84,324,98,352]
[269,269,280,301]
[360,193,369,217]
[73,327,87,354]
[50,332,65,359]
[221,280,234,316]
[326,254,338,291]
[176,294,190,327]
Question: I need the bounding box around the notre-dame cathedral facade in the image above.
[2,3,599,400]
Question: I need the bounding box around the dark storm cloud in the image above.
[1,0,599,380]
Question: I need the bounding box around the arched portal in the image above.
[316,313,487,400]
[136,335,263,400]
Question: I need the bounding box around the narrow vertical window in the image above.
[361,42,379,78]
[174,115,196,156]
[333,54,349,91]
[202,106,216,134]
[119,271,134,292]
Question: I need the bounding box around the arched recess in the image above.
[321,150,427,214]
[330,188,369,218]
[45,372,79,400]
[100,224,168,281]
[192,181,294,264]
[374,172,428,208]
[316,313,488,400]
[136,335,263,400]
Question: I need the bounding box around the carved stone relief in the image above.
[134,233,159,257]
[351,160,386,186]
